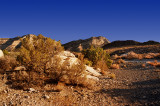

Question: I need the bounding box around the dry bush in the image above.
[95,60,108,75]
[0,56,18,74]
[11,34,64,89]
[144,53,160,59]
[125,51,140,59]
[11,55,89,89]
[142,63,146,68]
[10,34,92,89]
[82,79,96,89]
[138,54,143,60]
[111,54,120,59]
[109,73,116,79]
[115,59,125,64]
[121,51,144,60]
[110,64,120,69]
[10,70,46,89]
[147,60,160,67]
[55,81,65,91]
[60,61,87,86]
[122,64,127,68]
[17,34,64,73]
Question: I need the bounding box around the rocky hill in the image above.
[63,36,110,52]
[0,34,35,51]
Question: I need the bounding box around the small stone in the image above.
[142,96,146,99]
[9,101,13,105]
[3,102,7,106]
[3,90,8,93]
[42,95,50,99]
[24,95,30,98]
[28,88,36,93]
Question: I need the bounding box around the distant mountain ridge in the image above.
[0,34,160,52]
[63,36,110,52]
[103,40,160,49]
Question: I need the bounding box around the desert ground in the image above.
[0,44,160,106]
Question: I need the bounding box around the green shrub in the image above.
[13,34,87,89]
[15,34,64,87]
[17,34,64,72]
[83,59,92,66]
[82,45,112,67]
[3,49,9,55]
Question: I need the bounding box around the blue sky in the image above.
[0,0,160,44]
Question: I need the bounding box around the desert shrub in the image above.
[0,56,18,72]
[110,64,120,69]
[12,34,64,88]
[60,61,87,86]
[12,34,87,89]
[142,63,146,68]
[115,59,125,64]
[95,60,108,75]
[109,73,116,79]
[82,45,112,67]
[83,59,92,66]
[17,34,64,73]
[3,49,9,55]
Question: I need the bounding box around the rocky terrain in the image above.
[0,34,35,51]
[0,61,160,106]
[63,36,110,52]
[0,35,160,105]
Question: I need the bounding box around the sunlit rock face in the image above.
[0,34,36,51]
[63,36,110,52]
[0,49,4,58]
[55,51,101,81]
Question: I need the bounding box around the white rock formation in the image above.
[0,49,4,58]
[85,65,101,76]
[56,51,79,66]
[86,75,99,81]
[56,51,101,80]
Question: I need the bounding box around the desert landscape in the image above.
[0,34,160,106]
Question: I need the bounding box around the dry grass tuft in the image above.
[95,60,108,75]
[115,59,125,64]
[111,54,120,59]
[125,51,143,60]
[0,56,18,74]
[55,82,65,91]
[109,73,116,79]
[110,64,120,69]
[142,63,146,68]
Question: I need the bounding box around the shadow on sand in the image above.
[97,79,160,105]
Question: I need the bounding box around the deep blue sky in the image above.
[0,0,160,44]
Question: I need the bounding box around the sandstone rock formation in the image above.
[63,36,110,52]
